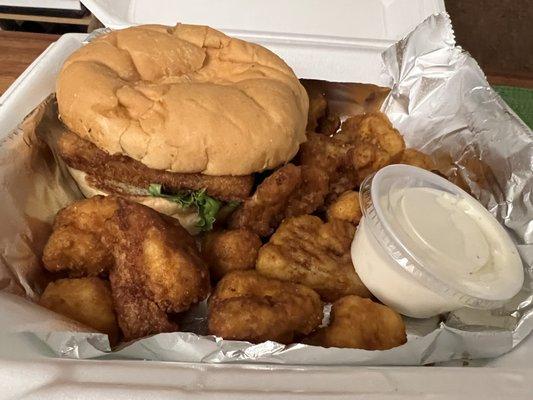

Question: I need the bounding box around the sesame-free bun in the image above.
[56,24,309,176]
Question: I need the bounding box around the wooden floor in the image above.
[0,30,59,95]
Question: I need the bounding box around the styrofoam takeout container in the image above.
[0,0,532,398]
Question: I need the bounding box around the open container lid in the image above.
[80,0,445,83]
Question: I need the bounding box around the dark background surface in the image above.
[446,0,532,87]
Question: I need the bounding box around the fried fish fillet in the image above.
[305,295,407,350]
[208,270,323,344]
[228,164,328,236]
[256,215,371,302]
[202,228,262,280]
[58,131,253,201]
[42,196,210,341]
[39,277,119,344]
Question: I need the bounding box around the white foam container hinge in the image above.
[0,1,532,398]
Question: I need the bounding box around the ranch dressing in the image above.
[351,165,524,318]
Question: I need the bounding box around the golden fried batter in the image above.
[208,270,323,344]
[107,198,210,340]
[42,196,210,341]
[305,295,407,350]
[299,113,405,202]
[202,228,262,280]
[256,215,371,302]
[43,196,117,276]
[284,165,329,218]
[298,132,357,203]
[326,191,362,225]
[39,277,119,344]
[399,148,436,170]
[340,112,405,183]
[229,164,301,236]
[229,164,328,237]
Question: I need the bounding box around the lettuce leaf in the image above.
[148,184,221,231]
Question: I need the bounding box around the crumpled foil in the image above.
[0,12,532,365]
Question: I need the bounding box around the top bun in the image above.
[56,24,309,176]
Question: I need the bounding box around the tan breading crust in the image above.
[256,215,371,302]
[43,195,118,276]
[299,112,407,203]
[326,191,362,225]
[42,196,210,341]
[58,131,254,201]
[228,164,328,236]
[202,228,262,281]
[339,112,405,183]
[39,277,119,345]
[399,148,436,170]
[298,132,355,203]
[208,270,323,344]
[305,295,407,350]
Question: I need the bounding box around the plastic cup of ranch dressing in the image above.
[351,165,524,318]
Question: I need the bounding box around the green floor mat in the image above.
[494,86,533,129]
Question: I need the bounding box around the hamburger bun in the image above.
[56,24,309,176]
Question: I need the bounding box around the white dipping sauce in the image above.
[351,165,524,318]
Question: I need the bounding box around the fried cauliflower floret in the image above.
[340,112,405,183]
[256,215,371,302]
[399,148,436,170]
[229,164,328,237]
[208,270,323,344]
[106,198,210,340]
[39,277,119,344]
[202,229,262,281]
[42,196,118,276]
[42,196,210,341]
[305,295,407,350]
[326,191,362,225]
[229,164,301,236]
[298,132,357,203]
[284,165,329,218]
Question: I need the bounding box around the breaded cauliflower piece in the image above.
[399,148,436,170]
[229,164,328,237]
[42,196,210,341]
[326,191,362,225]
[256,215,371,302]
[208,270,323,344]
[42,196,118,276]
[39,277,119,344]
[202,228,262,280]
[340,112,405,184]
[305,295,407,350]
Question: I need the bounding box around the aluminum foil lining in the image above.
[0,12,531,365]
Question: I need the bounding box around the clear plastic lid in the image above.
[359,164,524,309]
